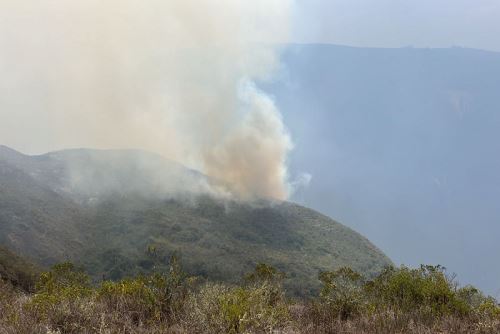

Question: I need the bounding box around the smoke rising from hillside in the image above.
[0,0,294,200]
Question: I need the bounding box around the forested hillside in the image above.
[0,146,390,296]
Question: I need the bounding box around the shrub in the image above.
[98,276,157,323]
[29,263,92,313]
[317,267,365,319]
[0,280,18,326]
[244,263,285,284]
[186,264,290,333]
[24,263,94,332]
[186,283,290,334]
[365,265,471,317]
[1,260,498,333]
[97,255,191,324]
[477,298,500,319]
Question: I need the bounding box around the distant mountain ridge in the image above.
[0,146,391,296]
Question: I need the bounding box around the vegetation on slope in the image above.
[78,195,390,297]
[0,260,498,333]
[0,147,391,297]
[0,245,39,292]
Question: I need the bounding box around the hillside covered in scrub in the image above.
[0,146,390,296]
[0,245,39,292]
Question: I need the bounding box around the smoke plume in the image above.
[0,0,294,200]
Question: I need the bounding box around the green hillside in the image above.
[0,146,391,296]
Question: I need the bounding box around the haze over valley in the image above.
[1,1,499,333]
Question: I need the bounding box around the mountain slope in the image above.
[0,146,391,295]
[0,245,39,291]
[0,147,88,264]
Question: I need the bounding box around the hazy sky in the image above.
[294,0,500,52]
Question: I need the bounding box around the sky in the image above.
[293,0,500,52]
[265,44,500,297]
[280,0,500,296]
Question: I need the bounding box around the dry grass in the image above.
[291,304,500,334]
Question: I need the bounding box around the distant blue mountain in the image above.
[263,44,500,297]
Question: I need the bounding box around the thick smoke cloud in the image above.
[0,0,294,200]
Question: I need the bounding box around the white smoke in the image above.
[290,172,313,194]
[0,0,295,200]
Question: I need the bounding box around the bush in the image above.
[97,255,192,324]
[186,264,290,333]
[0,280,18,326]
[1,260,498,333]
[186,283,290,333]
[365,265,471,317]
[24,263,94,332]
[456,285,500,318]
[477,298,500,319]
[317,267,365,319]
[244,263,285,284]
[29,263,92,313]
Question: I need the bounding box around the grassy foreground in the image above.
[0,259,499,334]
